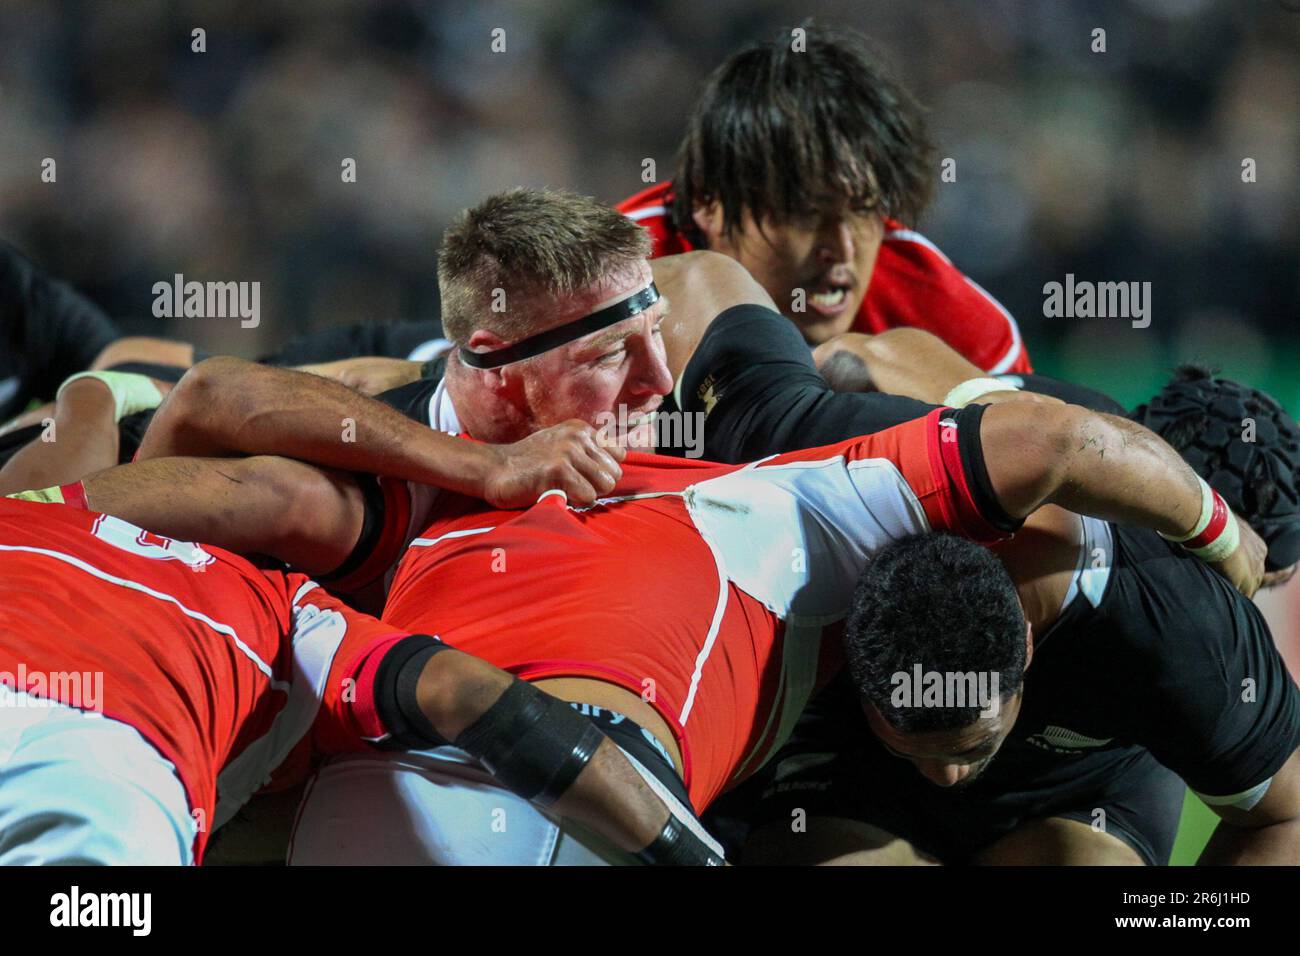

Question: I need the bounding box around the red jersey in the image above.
[0,497,408,861]
[617,181,1031,375]
[379,408,1012,811]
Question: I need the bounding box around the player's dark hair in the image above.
[1131,364,1300,572]
[844,533,1026,733]
[672,21,935,241]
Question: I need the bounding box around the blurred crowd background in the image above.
[1,0,1298,408]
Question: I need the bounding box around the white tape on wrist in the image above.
[943,377,1017,409]
[1161,476,1240,563]
[1161,476,1217,543]
[56,371,164,423]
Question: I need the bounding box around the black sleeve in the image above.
[372,377,440,426]
[1004,373,1128,416]
[1120,567,1300,800]
[262,320,443,365]
[0,240,119,415]
[670,304,938,463]
[949,402,1024,535]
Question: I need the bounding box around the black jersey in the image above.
[1018,520,1300,799]
[663,303,1128,463]
[0,241,120,421]
[679,303,1299,858]
[254,320,442,367]
[371,353,449,427]
[710,519,1300,862]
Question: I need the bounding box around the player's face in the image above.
[703,204,885,346]
[516,261,673,450]
[862,692,1024,790]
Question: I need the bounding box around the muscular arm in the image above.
[812,329,987,402]
[139,356,496,489]
[812,329,1071,410]
[80,455,364,574]
[979,401,1265,593]
[138,355,623,508]
[1199,747,1300,864]
[91,336,195,373]
[414,650,678,858]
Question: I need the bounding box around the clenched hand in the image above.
[483,420,628,509]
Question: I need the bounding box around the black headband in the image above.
[458,283,661,369]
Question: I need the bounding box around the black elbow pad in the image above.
[373,634,455,748]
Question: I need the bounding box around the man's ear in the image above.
[466,329,507,352]
[462,330,512,391]
[1023,619,1035,670]
[691,201,727,251]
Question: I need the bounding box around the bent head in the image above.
[674,23,934,344]
[844,533,1030,789]
[440,188,673,446]
[1132,364,1300,585]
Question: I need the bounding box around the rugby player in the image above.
[663,298,1300,864]
[0,190,751,488]
[0,478,722,866]
[46,351,1263,863]
[617,23,1029,374]
[730,409,1300,866]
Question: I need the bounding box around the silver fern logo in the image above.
[1025,725,1114,754]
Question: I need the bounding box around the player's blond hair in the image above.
[438,188,651,346]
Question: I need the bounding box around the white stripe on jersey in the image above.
[678,452,931,755]
[213,585,350,829]
[677,529,731,726]
[0,543,283,687]
[624,205,667,222]
[409,526,497,549]
[883,228,1025,374]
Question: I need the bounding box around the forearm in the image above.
[0,379,118,495]
[139,356,492,497]
[1198,817,1300,864]
[79,455,361,573]
[984,402,1204,536]
[90,336,195,372]
[294,357,424,396]
[1048,410,1204,536]
[418,652,699,859]
[814,329,985,402]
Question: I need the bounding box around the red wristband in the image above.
[1184,490,1229,552]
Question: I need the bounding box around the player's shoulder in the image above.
[875,222,1002,308]
[616,181,674,217]
[868,221,1028,373]
[616,182,695,257]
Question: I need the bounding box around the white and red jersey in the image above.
[617,181,1031,375]
[0,497,409,861]
[378,408,1014,811]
